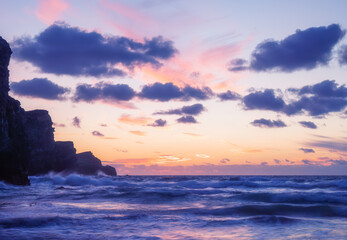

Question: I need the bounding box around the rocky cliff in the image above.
[0,37,30,185]
[0,37,116,185]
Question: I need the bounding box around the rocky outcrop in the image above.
[101,165,117,176]
[76,152,117,176]
[24,110,56,175]
[54,141,77,173]
[0,36,117,185]
[0,37,30,185]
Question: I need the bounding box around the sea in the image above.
[0,174,347,240]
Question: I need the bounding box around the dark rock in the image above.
[101,165,117,176]
[54,141,77,172]
[24,110,55,175]
[76,152,116,176]
[76,151,102,175]
[0,37,30,185]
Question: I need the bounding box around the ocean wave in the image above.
[236,192,347,205]
[183,204,347,218]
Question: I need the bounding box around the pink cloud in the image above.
[36,0,68,25]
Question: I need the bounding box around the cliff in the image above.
[0,37,30,185]
[0,37,116,185]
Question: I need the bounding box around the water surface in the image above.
[1,175,347,239]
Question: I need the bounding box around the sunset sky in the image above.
[1,0,347,175]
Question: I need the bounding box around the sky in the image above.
[1,0,347,175]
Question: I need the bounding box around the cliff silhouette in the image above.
[0,37,116,185]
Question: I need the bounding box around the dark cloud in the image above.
[217,90,241,101]
[249,24,345,72]
[250,118,286,128]
[10,78,69,100]
[155,103,205,116]
[220,158,231,164]
[139,82,213,101]
[74,83,135,102]
[285,80,347,116]
[243,89,285,111]
[302,160,315,165]
[53,123,66,127]
[299,148,315,153]
[326,159,347,165]
[176,115,197,124]
[139,82,183,101]
[243,80,347,116]
[284,95,347,116]
[148,119,167,127]
[273,159,281,164]
[299,121,317,129]
[72,116,81,128]
[297,80,347,98]
[92,131,104,137]
[261,162,268,166]
[181,86,213,100]
[228,58,248,72]
[338,45,347,65]
[308,140,347,152]
[12,23,177,77]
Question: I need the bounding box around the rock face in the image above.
[0,37,30,185]
[76,152,117,176]
[54,141,77,172]
[24,110,56,175]
[0,36,117,185]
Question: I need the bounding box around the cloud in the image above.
[261,162,268,166]
[302,159,315,165]
[72,116,81,128]
[139,82,213,101]
[299,148,315,153]
[129,131,146,136]
[217,90,241,101]
[181,86,213,100]
[338,45,347,65]
[148,119,167,127]
[326,159,347,165]
[308,140,347,152]
[53,122,66,127]
[285,80,347,116]
[250,118,286,128]
[297,80,347,98]
[273,159,281,164]
[74,83,136,102]
[299,121,317,129]
[12,22,177,77]
[228,58,248,72]
[10,78,69,100]
[155,103,205,115]
[243,89,285,111]
[220,158,231,164]
[92,131,104,137]
[118,115,152,125]
[243,80,347,116]
[176,115,197,124]
[249,24,345,72]
[196,154,210,159]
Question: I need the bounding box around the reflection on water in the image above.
[1,175,347,239]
